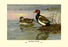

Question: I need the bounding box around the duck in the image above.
[33,9,50,27]
[19,16,34,25]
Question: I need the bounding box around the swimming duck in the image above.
[19,16,34,25]
[33,9,50,26]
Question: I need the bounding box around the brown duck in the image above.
[19,17,34,25]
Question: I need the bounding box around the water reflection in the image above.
[19,23,34,31]
[7,20,61,40]
[36,32,49,40]
[19,24,49,40]
[20,26,24,32]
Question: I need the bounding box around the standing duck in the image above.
[19,16,34,25]
[33,9,50,26]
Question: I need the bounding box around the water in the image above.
[7,20,61,40]
[7,5,61,40]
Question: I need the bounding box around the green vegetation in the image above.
[41,7,60,11]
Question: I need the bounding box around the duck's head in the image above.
[33,9,40,13]
[19,16,24,20]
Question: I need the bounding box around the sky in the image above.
[7,4,61,11]
[7,4,61,20]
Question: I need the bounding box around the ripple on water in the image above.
[7,20,61,40]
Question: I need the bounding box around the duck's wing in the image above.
[24,18,33,21]
[24,18,33,23]
[38,16,50,23]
